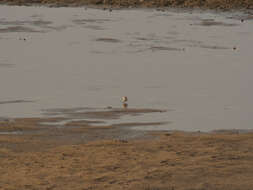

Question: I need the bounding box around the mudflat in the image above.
[1,4,253,190]
[1,6,253,131]
[0,113,253,190]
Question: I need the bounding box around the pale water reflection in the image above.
[0,5,253,131]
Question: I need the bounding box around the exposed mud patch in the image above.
[150,46,184,52]
[195,20,238,27]
[45,25,69,31]
[95,37,121,43]
[0,20,30,26]
[90,50,107,54]
[171,39,230,50]
[83,25,105,30]
[55,119,105,127]
[31,14,42,18]
[110,121,170,127]
[31,20,52,26]
[0,107,168,143]
[188,44,230,50]
[0,26,41,33]
[172,39,202,44]
[135,37,152,41]
[0,19,68,32]
[72,18,111,25]
[0,19,52,27]
[42,107,96,116]
[0,100,34,105]
[66,108,166,120]
[0,109,168,145]
[198,44,230,50]
[42,108,166,121]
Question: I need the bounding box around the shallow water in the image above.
[0,6,253,131]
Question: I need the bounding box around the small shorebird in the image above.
[121,96,128,103]
[121,96,128,109]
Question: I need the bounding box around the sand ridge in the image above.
[1,0,253,9]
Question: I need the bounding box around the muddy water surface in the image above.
[0,6,253,131]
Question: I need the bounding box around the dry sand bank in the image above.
[0,110,253,190]
[0,131,253,190]
[1,0,253,9]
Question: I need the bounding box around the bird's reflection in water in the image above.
[122,103,128,109]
